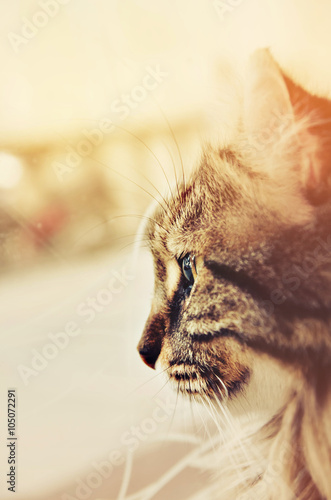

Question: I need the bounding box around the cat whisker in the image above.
[92,157,174,218]
[190,395,208,437]
[208,381,237,436]
[119,239,150,253]
[151,99,186,194]
[192,398,212,440]
[94,232,151,253]
[212,384,258,480]
[186,368,199,434]
[54,120,176,216]
[129,365,172,395]
[105,122,176,206]
[212,391,252,468]
[165,380,180,441]
[182,364,198,435]
[208,397,247,478]
[73,213,170,247]
[214,374,229,402]
[203,394,224,438]
[161,140,180,204]
[199,399,223,457]
[151,374,172,400]
[203,397,239,465]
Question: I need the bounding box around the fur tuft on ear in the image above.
[242,49,331,206]
[283,74,331,205]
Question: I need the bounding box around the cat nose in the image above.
[138,345,158,370]
[138,312,164,370]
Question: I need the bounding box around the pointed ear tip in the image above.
[248,48,277,70]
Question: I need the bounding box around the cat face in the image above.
[137,50,331,410]
[138,152,257,400]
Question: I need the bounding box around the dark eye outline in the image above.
[178,253,197,289]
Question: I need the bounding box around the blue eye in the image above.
[180,254,197,286]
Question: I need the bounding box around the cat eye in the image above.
[179,253,197,287]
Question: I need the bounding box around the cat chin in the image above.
[157,353,292,423]
[226,354,293,420]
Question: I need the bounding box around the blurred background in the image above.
[0,1,330,499]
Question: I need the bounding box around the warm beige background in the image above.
[1,1,331,499]
[2,0,331,145]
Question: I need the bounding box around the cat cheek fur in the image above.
[159,334,252,399]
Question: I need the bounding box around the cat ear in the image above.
[243,49,331,204]
[243,49,294,140]
[241,49,296,184]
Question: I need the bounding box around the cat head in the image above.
[137,49,331,414]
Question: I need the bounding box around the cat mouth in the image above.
[168,363,228,400]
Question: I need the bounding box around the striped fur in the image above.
[138,50,331,498]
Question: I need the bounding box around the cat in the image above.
[137,49,331,499]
